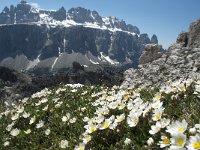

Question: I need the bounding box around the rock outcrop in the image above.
[122,19,200,89]
[188,19,200,48]
[139,44,162,65]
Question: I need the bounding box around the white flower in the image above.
[149,121,161,135]
[189,128,197,135]
[84,123,97,133]
[81,107,86,112]
[166,119,188,135]
[6,122,15,131]
[108,101,119,109]
[29,116,36,124]
[83,117,90,122]
[60,140,69,149]
[71,89,77,93]
[75,143,85,150]
[62,115,70,122]
[160,118,170,128]
[16,106,24,113]
[170,133,186,149]
[195,124,200,133]
[143,103,152,117]
[69,117,76,124]
[82,135,91,144]
[45,129,51,135]
[109,120,118,130]
[95,115,104,124]
[118,102,126,110]
[42,105,48,111]
[124,138,131,145]
[11,113,19,121]
[36,120,44,128]
[3,141,9,147]
[152,100,163,109]
[40,98,48,103]
[158,136,170,148]
[116,113,125,123]
[24,129,31,134]
[22,112,30,118]
[186,134,200,150]
[127,100,134,110]
[99,119,112,130]
[147,137,154,146]
[35,101,42,106]
[95,106,109,116]
[10,128,20,136]
[152,107,164,121]
[127,113,139,127]
[55,101,63,108]
[153,94,162,101]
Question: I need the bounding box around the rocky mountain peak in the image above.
[126,24,140,34]
[150,34,158,44]
[67,7,103,24]
[53,6,66,21]
[122,18,200,89]
[20,0,28,4]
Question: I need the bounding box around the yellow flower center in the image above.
[86,137,91,142]
[156,95,161,100]
[180,86,186,91]
[163,137,170,144]
[90,127,96,132]
[155,104,159,108]
[177,138,184,146]
[103,122,109,129]
[133,118,138,126]
[178,127,184,133]
[118,117,123,122]
[155,114,161,120]
[124,95,129,101]
[193,142,200,149]
[79,146,85,150]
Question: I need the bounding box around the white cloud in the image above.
[29,2,40,8]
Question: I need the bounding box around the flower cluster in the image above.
[0,78,199,149]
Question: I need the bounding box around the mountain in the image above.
[0,1,159,72]
[121,18,200,89]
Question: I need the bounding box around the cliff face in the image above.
[0,1,158,71]
[122,19,200,89]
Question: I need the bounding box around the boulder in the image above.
[176,32,188,47]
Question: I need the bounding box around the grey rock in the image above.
[177,32,188,47]
[139,44,163,65]
[188,19,200,48]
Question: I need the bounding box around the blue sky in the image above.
[0,0,200,49]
